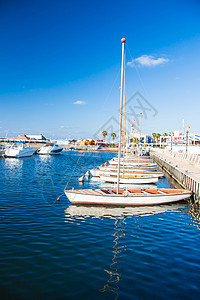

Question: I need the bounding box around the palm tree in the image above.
[163,133,168,136]
[111,132,116,141]
[152,133,156,142]
[155,133,161,143]
[102,130,107,141]
[134,137,139,143]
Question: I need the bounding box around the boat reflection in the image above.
[4,157,23,169]
[65,202,186,299]
[38,155,53,163]
[65,203,186,220]
[4,157,24,183]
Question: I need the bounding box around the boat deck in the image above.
[66,188,188,196]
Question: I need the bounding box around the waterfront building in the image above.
[26,134,47,141]
[13,134,30,141]
[129,132,152,144]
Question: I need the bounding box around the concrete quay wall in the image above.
[150,151,200,202]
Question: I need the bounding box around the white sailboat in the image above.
[110,156,150,162]
[99,165,158,171]
[90,168,164,178]
[64,38,191,206]
[100,173,159,184]
[65,188,191,206]
[109,159,157,167]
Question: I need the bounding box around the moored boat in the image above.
[4,143,36,158]
[109,160,157,167]
[111,157,150,163]
[37,143,63,155]
[90,168,164,178]
[100,174,158,184]
[64,188,192,206]
[99,165,158,171]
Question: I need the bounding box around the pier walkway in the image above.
[150,149,200,202]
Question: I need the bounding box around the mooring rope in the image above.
[57,152,85,201]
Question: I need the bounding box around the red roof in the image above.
[13,134,30,141]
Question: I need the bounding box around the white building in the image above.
[129,132,152,144]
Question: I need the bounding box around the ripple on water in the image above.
[0,152,200,299]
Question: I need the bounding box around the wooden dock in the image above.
[150,149,200,202]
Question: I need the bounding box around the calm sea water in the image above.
[0,151,200,300]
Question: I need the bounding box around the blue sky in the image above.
[0,0,200,139]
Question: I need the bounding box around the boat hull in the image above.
[65,189,192,206]
[99,165,158,171]
[100,175,158,184]
[37,145,63,155]
[90,169,164,178]
[109,160,156,167]
[4,148,35,158]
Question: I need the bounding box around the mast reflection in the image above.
[100,217,126,300]
[65,203,187,298]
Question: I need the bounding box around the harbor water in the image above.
[0,151,200,299]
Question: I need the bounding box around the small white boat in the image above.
[4,143,35,158]
[90,168,164,178]
[99,165,158,171]
[111,157,150,163]
[109,160,157,167]
[100,174,158,184]
[89,176,157,189]
[37,143,63,155]
[64,188,192,206]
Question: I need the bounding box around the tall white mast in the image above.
[182,118,185,136]
[117,38,126,194]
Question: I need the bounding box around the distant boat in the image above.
[100,173,159,184]
[99,164,158,171]
[109,159,157,167]
[4,143,35,158]
[37,143,63,155]
[90,168,164,178]
[111,157,150,162]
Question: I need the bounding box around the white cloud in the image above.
[60,125,71,129]
[73,100,86,105]
[127,55,170,67]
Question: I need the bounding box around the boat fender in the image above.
[78,175,84,183]
[85,170,90,178]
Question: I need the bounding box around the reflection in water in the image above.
[100,218,126,300]
[38,155,53,163]
[5,157,23,169]
[4,158,23,181]
[65,203,187,220]
[188,200,200,229]
[65,203,187,299]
